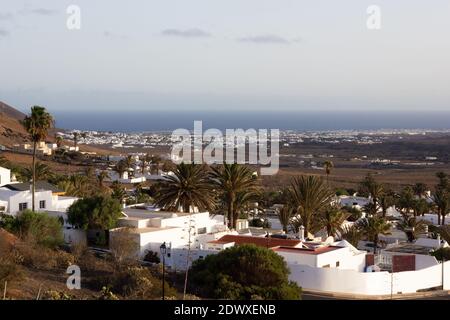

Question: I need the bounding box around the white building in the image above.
[109,207,230,270]
[0,166,78,216]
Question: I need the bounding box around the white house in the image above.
[109,207,230,270]
[0,166,11,187]
[0,166,78,215]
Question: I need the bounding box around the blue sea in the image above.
[52,110,450,132]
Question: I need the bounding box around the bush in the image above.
[190,244,302,300]
[143,250,160,264]
[3,210,63,248]
[249,218,271,228]
[67,196,122,230]
[93,266,177,299]
[431,247,450,262]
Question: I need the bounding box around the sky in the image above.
[0,0,449,114]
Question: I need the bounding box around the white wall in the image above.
[8,190,53,215]
[0,167,11,187]
[288,261,450,295]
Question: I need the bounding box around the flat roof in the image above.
[123,208,195,219]
[216,235,301,248]
[273,246,343,255]
[384,244,433,255]
[128,226,178,234]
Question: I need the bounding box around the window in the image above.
[19,202,28,211]
[39,200,46,209]
[322,264,330,268]
[336,261,340,267]
[197,227,207,235]
[0,206,5,213]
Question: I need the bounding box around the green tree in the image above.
[277,204,294,233]
[397,216,428,242]
[288,175,333,236]
[9,210,63,248]
[397,186,416,216]
[210,163,260,229]
[67,196,122,230]
[22,162,52,182]
[413,182,428,198]
[358,173,384,215]
[318,205,350,238]
[111,181,127,204]
[433,172,450,225]
[323,160,334,183]
[340,225,363,247]
[357,216,391,253]
[153,163,215,213]
[113,160,128,179]
[190,244,301,300]
[22,106,54,211]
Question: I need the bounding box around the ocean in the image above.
[52,110,450,132]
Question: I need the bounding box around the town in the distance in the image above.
[0,101,449,300]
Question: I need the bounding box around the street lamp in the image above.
[160,242,167,300]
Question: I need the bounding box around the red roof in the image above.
[216,235,301,249]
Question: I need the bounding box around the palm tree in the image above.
[141,153,152,175]
[397,216,428,242]
[433,188,449,225]
[153,163,215,213]
[319,205,350,238]
[113,160,127,179]
[150,155,162,174]
[429,225,450,244]
[277,204,294,233]
[359,173,384,213]
[287,175,334,236]
[57,174,90,197]
[22,162,52,182]
[22,106,54,211]
[210,163,260,229]
[323,160,334,184]
[397,186,416,216]
[111,181,127,204]
[357,216,391,253]
[413,182,428,198]
[55,135,63,148]
[0,155,10,167]
[124,155,135,173]
[340,225,363,247]
[379,189,396,217]
[97,170,110,188]
[73,132,79,149]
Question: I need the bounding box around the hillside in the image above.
[0,101,30,147]
[0,101,117,157]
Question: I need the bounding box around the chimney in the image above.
[299,225,305,242]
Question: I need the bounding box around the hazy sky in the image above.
[0,0,449,114]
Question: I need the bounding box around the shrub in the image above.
[190,244,302,300]
[3,210,63,248]
[431,247,450,262]
[67,196,122,230]
[249,218,271,228]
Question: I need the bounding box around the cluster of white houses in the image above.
[1,165,449,297]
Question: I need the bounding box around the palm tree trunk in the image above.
[438,211,441,225]
[373,235,378,254]
[32,141,37,211]
[228,195,234,229]
[442,213,446,226]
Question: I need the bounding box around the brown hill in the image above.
[0,101,30,147]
